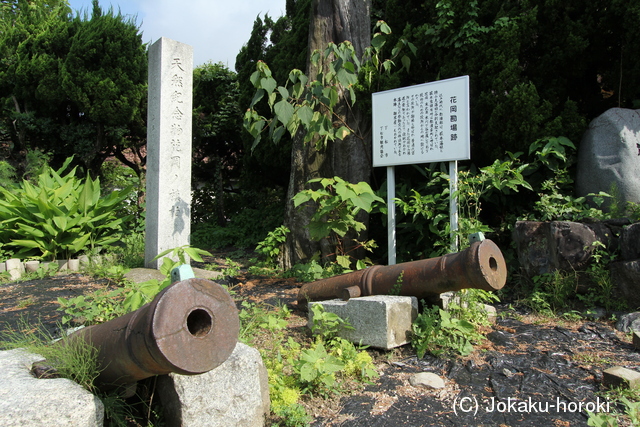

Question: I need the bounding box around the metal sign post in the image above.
[387,166,396,265]
[449,160,459,253]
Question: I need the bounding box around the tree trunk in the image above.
[281,0,372,269]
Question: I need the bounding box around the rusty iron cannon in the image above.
[297,239,507,307]
[65,277,239,393]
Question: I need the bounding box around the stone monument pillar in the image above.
[145,37,193,269]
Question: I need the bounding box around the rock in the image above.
[409,372,445,389]
[584,307,607,320]
[602,366,640,389]
[620,223,640,261]
[308,296,418,350]
[549,221,598,271]
[0,349,104,427]
[191,267,223,281]
[610,261,640,311]
[633,330,640,350]
[124,267,166,283]
[157,342,269,427]
[124,267,223,284]
[576,108,640,211]
[615,312,640,332]
[484,304,498,323]
[513,221,599,277]
[24,260,40,273]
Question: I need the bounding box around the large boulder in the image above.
[620,223,640,261]
[0,349,104,427]
[156,342,270,427]
[610,260,640,311]
[576,108,640,211]
[513,221,600,277]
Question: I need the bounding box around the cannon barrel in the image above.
[67,278,239,390]
[297,239,507,306]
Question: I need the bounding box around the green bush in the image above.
[0,157,133,260]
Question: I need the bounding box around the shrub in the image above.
[191,188,284,250]
[0,157,133,260]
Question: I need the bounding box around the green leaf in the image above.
[123,291,145,312]
[274,99,295,126]
[335,126,350,141]
[297,105,314,127]
[249,89,265,108]
[53,216,68,231]
[272,126,286,144]
[277,86,289,99]
[336,255,351,269]
[183,246,211,262]
[260,76,276,94]
[292,191,311,207]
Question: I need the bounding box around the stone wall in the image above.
[513,220,640,309]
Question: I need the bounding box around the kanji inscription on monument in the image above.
[372,76,470,167]
[145,37,193,268]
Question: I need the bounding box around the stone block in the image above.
[5,258,24,280]
[0,349,104,427]
[440,293,497,322]
[308,296,418,349]
[24,260,40,273]
[157,342,269,427]
[602,366,640,389]
[633,330,640,350]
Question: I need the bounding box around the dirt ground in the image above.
[1,254,640,426]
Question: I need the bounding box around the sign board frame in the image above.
[372,76,470,264]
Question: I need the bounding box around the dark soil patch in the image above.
[1,260,639,426]
[0,274,113,336]
[315,314,640,426]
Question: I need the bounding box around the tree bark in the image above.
[281,0,372,269]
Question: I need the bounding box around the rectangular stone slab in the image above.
[603,366,640,389]
[308,296,418,349]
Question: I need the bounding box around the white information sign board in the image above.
[372,76,470,167]
[372,76,471,264]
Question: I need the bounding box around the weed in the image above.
[16,297,35,308]
[389,270,404,296]
[57,287,127,325]
[310,304,353,345]
[588,386,640,426]
[0,319,100,392]
[238,298,376,426]
[412,289,497,357]
[292,176,383,270]
[573,352,611,365]
[255,225,290,267]
[286,258,348,282]
[0,262,59,284]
